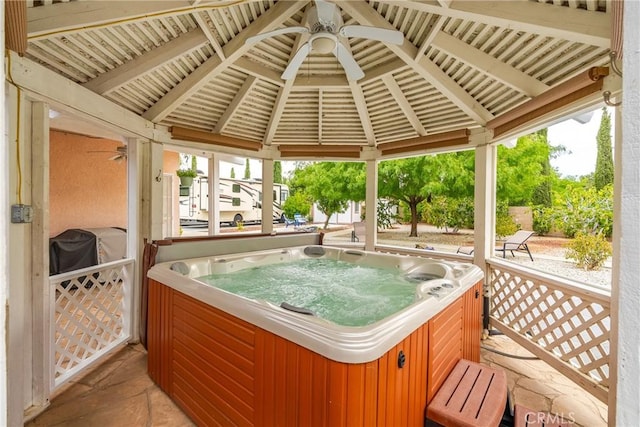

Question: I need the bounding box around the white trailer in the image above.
[180,176,288,226]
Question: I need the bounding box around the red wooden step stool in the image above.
[426,359,507,427]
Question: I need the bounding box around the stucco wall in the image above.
[49,131,127,237]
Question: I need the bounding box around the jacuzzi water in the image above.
[198,258,418,326]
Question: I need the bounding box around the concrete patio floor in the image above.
[25,336,606,427]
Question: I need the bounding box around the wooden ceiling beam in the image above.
[349,81,376,146]
[391,0,609,48]
[432,31,549,97]
[341,1,494,125]
[382,75,426,135]
[213,76,257,133]
[142,0,304,123]
[83,28,208,94]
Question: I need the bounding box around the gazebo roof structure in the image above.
[22,0,617,156]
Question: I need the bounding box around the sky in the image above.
[547,106,614,178]
[204,106,613,180]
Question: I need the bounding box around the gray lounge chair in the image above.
[496,230,535,261]
[351,221,366,242]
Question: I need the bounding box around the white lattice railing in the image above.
[488,258,610,403]
[49,258,134,391]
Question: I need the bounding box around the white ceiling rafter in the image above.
[348,80,376,146]
[415,15,446,61]
[83,28,208,94]
[213,75,257,133]
[142,0,304,123]
[392,0,609,47]
[382,74,427,136]
[341,1,494,125]
[264,18,309,146]
[192,11,226,60]
[432,31,549,97]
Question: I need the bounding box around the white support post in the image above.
[208,156,220,235]
[127,137,142,341]
[474,140,497,330]
[615,1,640,424]
[365,160,378,251]
[609,98,622,427]
[30,101,51,413]
[261,159,274,234]
[1,9,9,423]
[7,83,30,427]
[149,142,164,241]
[128,137,162,342]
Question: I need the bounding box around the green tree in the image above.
[594,107,614,190]
[230,167,235,179]
[274,161,282,183]
[497,131,552,205]
[290,162,365,229]
[379,152,474,237]
[244,158,251,179]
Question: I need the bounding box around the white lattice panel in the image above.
[50,259,133,390]
[489,262,610,397]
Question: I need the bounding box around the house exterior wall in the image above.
[49,130,127,237]
[312,201,363,224]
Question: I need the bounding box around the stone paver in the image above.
[481,335,608,427]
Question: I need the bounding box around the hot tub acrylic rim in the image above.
[148,246,484,364]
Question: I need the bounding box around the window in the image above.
[232,184,241,193]
[354,203,360,214]
[232,198,240,206]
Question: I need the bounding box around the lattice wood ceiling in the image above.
[25,0,612,152]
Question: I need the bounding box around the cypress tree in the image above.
[274,161,282,183]
[230,167,235,179]
[594,107,614,190]
[531,129,552,207]
[244,158,251,179]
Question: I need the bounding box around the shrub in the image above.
[556,184,613,238]
[423,196,473,233]
[495,201,518,238]
[565,232,612,270]
[282,191,311,219]
[532,206,555,236]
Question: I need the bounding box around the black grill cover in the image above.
[49,229,98,276]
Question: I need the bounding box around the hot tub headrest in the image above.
[170,262,190,275]
[304,246,326,257]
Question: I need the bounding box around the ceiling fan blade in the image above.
[333,41,364,81]
[339,25,404,45]
[281,42,312,80]
[108,154,125,162]
[245,26,309,46]
[314,0,337,25]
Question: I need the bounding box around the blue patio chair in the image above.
[283,214,296,228]
[294,214,307,227]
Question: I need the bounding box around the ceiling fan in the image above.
[87,145,128,162]
[245,0,404,81]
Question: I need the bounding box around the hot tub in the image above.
[147,245,484,426]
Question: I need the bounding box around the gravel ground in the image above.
[326,223,613,288]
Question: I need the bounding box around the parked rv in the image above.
[180,176,289,227]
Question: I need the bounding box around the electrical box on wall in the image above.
[11,204,33,223]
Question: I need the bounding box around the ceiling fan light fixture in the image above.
[311,36,335,54]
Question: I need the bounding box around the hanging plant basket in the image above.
[179,176,194,187]
[176,169,197,187]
